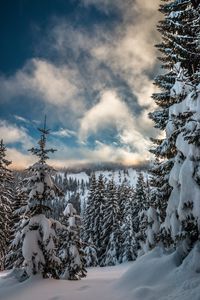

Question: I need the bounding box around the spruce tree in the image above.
[117,179,136,263]
[5,187,27,270]
[59,203,87,280]
[93,174,106,263]
[101,178,120,266]
[82,173,97,244]
[19,118,62,278]
[150,0,200,260]
[118,178,131,223]
[134,173,149,255]
[83,239,98,267]
[149,0,199,250]
[120,196,137,262]
[164,65,200,257]
[0,139,13,270]
[145,206,160,251]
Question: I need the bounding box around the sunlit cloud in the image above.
[80,141,150,166]
[79,90,132,141]
[6,148,36,170]
[0,0,161,167]
[0,120,34,149]
[0,59,84,112]
[79,90,151,158]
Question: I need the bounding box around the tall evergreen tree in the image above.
[101,178,120,266]
[0,140,13,270]
[93,174,106,262]
[83,173,96,238]
[150,0,200,261]
[117,179,136,263]
[5,187,27,270]
[118,178,131,223]
[83,239,98,268]
[19,118,62,278]
[134,173,149,255]
[59,203,87,280]
[120,196,137,263]
[149,0,198,250]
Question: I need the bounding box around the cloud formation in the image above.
[52,128,77,138]
[79,90,150,156]
[6,148,36,170]
[79,90,132,140]
[0,59,83,112]
[0,120,33,149]
[0,0,161,167]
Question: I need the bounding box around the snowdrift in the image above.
[116,246,200,300]
[1,247,200,300]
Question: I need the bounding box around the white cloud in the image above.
[6,148,36,170]
[81,141,150,166]
[0,120,34,149]
[28,59,80,108]
[79,90,132,140]
[49,0,160,140]
[0,59,84,113]
[0,0,161,167]
[90,2,160,110]
[79,90,150,157]
[52,128,77,138]
[14,115,30,124]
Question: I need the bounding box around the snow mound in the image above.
[116,246,200,300]
[1,247,200,300]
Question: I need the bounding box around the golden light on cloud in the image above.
[0,0,161,169]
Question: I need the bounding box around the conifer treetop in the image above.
[0,139,12,186]
[28,116,56,164]
[0,139,12,170]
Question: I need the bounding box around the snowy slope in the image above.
[58,167,148,212]
[60,168,148,187]
[1,247,200,300]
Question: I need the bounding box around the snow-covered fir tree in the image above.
[92,174,106,263]
[19,118,62,278]
[116,178,136,263]
[83,239,98,268]
[145,206,160,251]
[5,186,27,270]
[117,178,131,223]
[149,0,195,249]
[120,195,137,263]
[134,172,149,255]
[150,0,200,261]
[148,0,182,249]
[83,172,96,244]
[0,139,13,270]
[59,203,87,280]
[82,173,99,266]
[143,176,161,251]
[101,178,120,266]
[163,63,200,257]
[82,172,142,265]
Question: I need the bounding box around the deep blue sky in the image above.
[0,0,159,169]
[0,0,118,74]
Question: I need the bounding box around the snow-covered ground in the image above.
[0,263,131,300]
[60,168,148,187]
[60,167,146,211]
[1,247,200,300]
